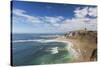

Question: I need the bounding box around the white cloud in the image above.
[61,19,97,31]
[13,9,31,18]
[74,7,88,18]
[13,9,64,26]
[60,18,97,31]
[44,16,64,27]
[60,7,97,31]
[13,9,42,23]
[74,7,97,18]
[88,7,97,17]
[13,7,97,32]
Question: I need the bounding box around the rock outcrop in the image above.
[64,29,97,62]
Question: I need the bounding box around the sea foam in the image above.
[49,47,59,54]
[13,39,79,58]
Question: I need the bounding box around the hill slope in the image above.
[64,30,97,62]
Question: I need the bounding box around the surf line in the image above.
[53,40,80,59]
[13,39,80,58]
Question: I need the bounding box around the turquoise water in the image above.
[12,34,73,66]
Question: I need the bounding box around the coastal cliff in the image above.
[57,29,97,62]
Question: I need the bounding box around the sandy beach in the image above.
[56,35,97,62]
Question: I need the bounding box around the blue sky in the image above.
[12,1,97,33]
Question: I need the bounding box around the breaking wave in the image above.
[13,39,69,43]
[46,47,59,54]
[13,39,79,57]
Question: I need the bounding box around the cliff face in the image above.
[64,30,97,62]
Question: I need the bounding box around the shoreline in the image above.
[13,34,97,62]
[55,35,97,62]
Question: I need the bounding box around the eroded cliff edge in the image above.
[57,29,97,62]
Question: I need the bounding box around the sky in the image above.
[11,1,97,33]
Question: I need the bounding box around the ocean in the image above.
[12,34,73,66]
